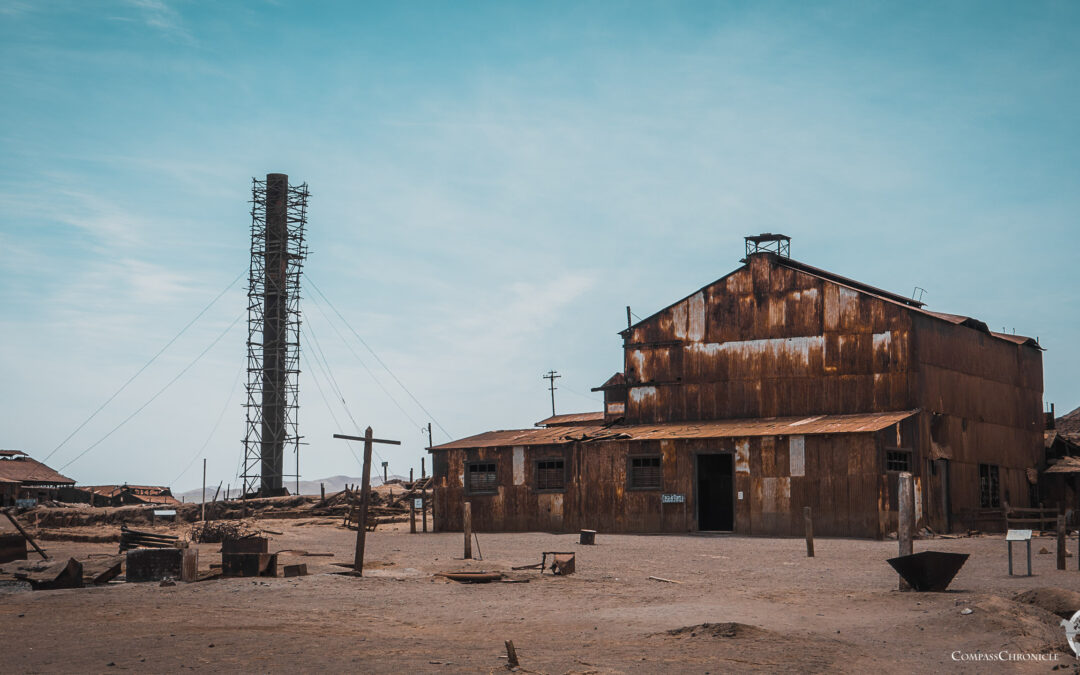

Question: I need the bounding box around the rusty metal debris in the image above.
[512,552,576,575]
[436,571,504,583]
[886,551,969,591]
[126,548,197,583]
[13,558,82,590]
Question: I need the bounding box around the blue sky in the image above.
[2,1,1077,492]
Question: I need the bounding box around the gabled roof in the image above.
[0,454,75,485]
[1057,406,1080,436]
[621,252,1040,349]
[433,410,918,450]
[535,412,605,427]
[591,372,626,392]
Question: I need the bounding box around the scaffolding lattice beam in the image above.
[242,174,308,497]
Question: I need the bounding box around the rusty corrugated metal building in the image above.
[431,237,1045,537]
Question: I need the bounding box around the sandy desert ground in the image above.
[3,519,1080,674]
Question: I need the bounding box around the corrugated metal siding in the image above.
[622,255,916,424]
[433,431,886,538]
[913,312,1043,528]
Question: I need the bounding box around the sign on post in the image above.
[413,498,423,509]
[1006,529,1033,577]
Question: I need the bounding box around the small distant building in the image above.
[1042,405,1080,515]
[430,236,1045,538]
[73,484,181,507]
[0,450,76,506]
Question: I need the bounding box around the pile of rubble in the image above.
[12,478,433,529]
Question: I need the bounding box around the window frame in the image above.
[885,449,912,473]
[627,454,663,491]
[979,463,1001,509]
[533,457,567,493]
[465,460,498,495]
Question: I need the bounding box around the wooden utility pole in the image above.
[543,370,561,417]
[898,472,914,591]
[1057,514,1067,571]
[201,458,207,522]
[333,429,401,575]
[426,422,434,533]
[463,501,473,559]
[421,456,428,533]
[804,506,814,557]
[381,461,388,484]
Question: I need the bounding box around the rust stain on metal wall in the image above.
[735,439,750,473]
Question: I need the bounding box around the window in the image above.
[886,450,911,473]
[535,459,565,491]
[466,462,497,494]
[629,455,662,490]
[979,464,1000,508]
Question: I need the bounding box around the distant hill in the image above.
[175,473,409,503]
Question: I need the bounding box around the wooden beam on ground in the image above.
[3,509,48,560]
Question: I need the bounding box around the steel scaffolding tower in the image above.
[242,173,308,497]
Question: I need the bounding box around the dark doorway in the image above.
[697,454,734,531]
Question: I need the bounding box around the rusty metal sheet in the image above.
[432,411,918,450]
[535,412,604,427]
[0,454,75,486]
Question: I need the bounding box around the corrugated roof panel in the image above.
[432,410,918,450]
[535,412,605,427]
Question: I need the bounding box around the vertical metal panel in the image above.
[789,436,805,477]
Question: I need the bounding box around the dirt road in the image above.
[3,521,1078,673]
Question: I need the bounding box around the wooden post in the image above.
[505,640,519,668]
[1057,514,1067,571]
[410,499,417,534]
[354,427,375,574]
[422,457,426,479]
[422,485,428,533]
[320,483,325,504]
[410,468,414,484]
[898,471,914,591]
[201,458,206,522]
[463,501,473,559]
[804,506,814,557]
[226,484,230,501]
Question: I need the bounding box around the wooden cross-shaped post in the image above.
[333,428,401,575]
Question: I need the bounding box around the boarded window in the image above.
[466,462,497,494]
[535,459,565,491]
[886,450,911,473]
[629,456,661,490]
[979,464,1000,508]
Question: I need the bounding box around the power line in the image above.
[38,269,245,466]
[170,365,244,487]
[304,274,453,440]
[57,312,244,473]
[306,287,423,429]
[300,322,388,466]
[299,341,367,469]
